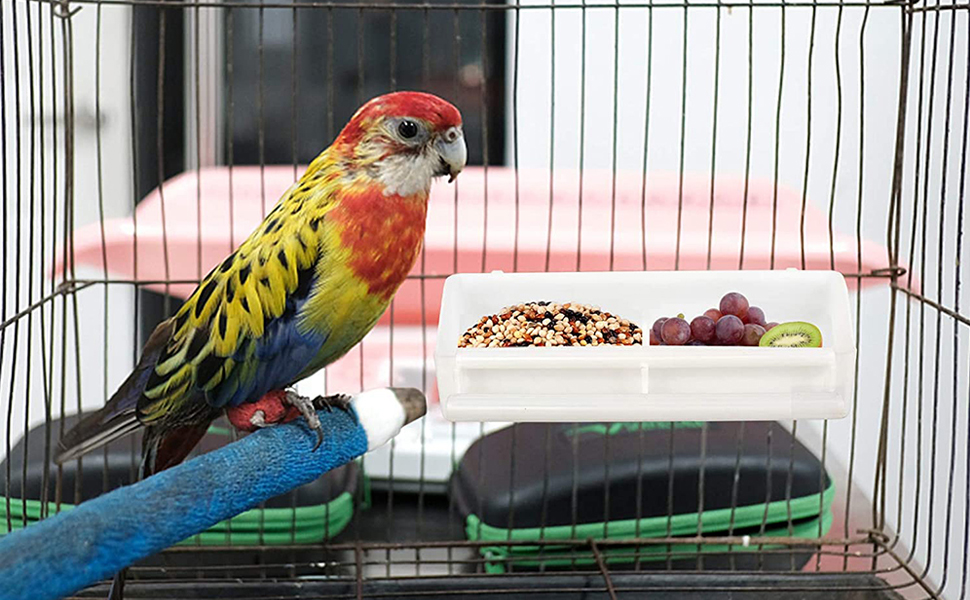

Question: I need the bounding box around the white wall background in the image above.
[0,0,135,473]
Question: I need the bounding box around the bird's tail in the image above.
[55,358,152,464]
[54,356,147,464]
[55,319,177,465]
[54,393,142,465]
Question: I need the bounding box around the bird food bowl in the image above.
[434,270,855,423]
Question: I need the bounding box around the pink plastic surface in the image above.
[55,165,894,329]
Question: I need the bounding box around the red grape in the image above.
[716,315,744,345]
[661,317,691,346]
[650,294,772,348]
[690,316,717,344]
[746,306,766,327]
[742,323,766,346]
[719,292,749,320]
[704,308,723,321]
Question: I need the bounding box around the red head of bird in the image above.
[331,91,466,196]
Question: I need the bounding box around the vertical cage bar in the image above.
[479,3,489,273]
[544,0,556,273]
[34,0,52,522]
[738,4,754,269]
[639,4,652,272]
[882,0,914,562]
[95,1,110,506]
[156,4,171,316]
[511,0,520,273]
[0,0,10,534]
[674,4,688,271]
[705,2,721,271]
[919,0,943,579]
[955,10,970,598]
[47,0,64,517]
[5,0,25,532]
[934,0,962,590]
[769,0,786,271]
[22,0,37,532]
[576,0,586,273]
[842,0,870,572]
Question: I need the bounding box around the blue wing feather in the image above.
[214,294,328,408]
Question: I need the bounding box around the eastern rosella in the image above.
[56,91,465,476]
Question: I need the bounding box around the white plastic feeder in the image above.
[434,270,855,423]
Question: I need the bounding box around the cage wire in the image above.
[1,0,969,597]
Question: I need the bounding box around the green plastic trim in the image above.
[206,425,234,437]
[479,510,834,573]
[465,480,836,549]
[1,491,354,546]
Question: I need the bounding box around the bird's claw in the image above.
[249,409,268,429]
[311,394,356,422]
[284,391,324,451]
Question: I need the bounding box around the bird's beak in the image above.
[436,126,467,183]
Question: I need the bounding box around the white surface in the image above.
[353,388,407,451]
[435,269,855,422]
[1,2,137,463]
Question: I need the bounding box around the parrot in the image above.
[55,90,465,477]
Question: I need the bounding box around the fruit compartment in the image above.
[434,269,855,422]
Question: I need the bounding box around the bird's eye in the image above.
[398,120,419,139]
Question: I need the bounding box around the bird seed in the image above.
[458,302,644,348]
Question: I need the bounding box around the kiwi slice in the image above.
[759,322,823,348]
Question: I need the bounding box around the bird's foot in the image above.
[284,391,324,451]
[311,393,356,422]
[227,390,354,449]
[226,390,290,432]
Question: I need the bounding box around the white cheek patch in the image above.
[376,152,438,197]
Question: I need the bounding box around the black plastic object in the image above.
[69,573,905,599]
[1,413,358,545]
[450,421,832,571]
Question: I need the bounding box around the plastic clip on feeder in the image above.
[0,388,426,600]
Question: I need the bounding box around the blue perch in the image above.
[0,387,425,600]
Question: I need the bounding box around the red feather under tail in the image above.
[146,424,211,476]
